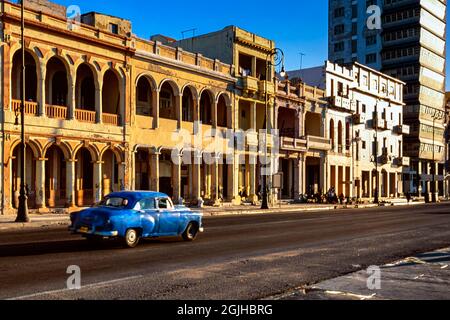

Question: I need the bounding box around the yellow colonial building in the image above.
[0,0,247,213]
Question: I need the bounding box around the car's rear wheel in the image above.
[123,228,140,248]
[182,222,199,241]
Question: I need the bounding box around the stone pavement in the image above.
[273,247,450,300]
[0,199,425,231]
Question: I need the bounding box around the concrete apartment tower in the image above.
[329,0,447,200]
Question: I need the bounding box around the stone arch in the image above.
[73,142,100,163]
[181,83,198,122]
[75,62,97,113]
[158,78,180,96]
[199,88,215,125]
[159,79,179,120]
[216,92,231,128]
[135,73,156,116]
[10,48,40,103]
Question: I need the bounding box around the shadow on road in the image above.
[0,237,184,257]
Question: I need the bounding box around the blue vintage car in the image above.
[69,191,203,248]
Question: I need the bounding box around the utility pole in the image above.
[373,100,379,204]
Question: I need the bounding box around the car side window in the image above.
[136,198,155,210]
[157,198,173,210]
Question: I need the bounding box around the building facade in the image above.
[329,0,447,200]
[0,0,247,213]
[282,61,407,201]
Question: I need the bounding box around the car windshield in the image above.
[99,197,129,208]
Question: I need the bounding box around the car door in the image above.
[156,198,181,235]
[135,198,158,236]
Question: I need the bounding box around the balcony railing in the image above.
[240,76,259,92]
[352,113,366,125]
[280,136,307,152]
[102,113,119,126]
[307,135,331,151]
[46,105,67,119]
[75,109,96,123]
[11,99,38,116]
[394,124,410,135]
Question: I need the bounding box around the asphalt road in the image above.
[1,203,450,300]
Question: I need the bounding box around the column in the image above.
[432,162,438,202]
[417,161,423,196]
[118,162,126,191]
[172,153,182,204]
[176,94,183,129]
[301,155,306,195]
[65,159,76,207]
[35,158,46,209]
[319,156,325,193]
[68,76,76,120]
[211,157,220,206]
[250,101,257,130]
[93,161,102,203]
[212,99,218,130]
[287,159,293,198]
[150,152,160,192]
[386,171,391,198]
[152,89,160,129]
[95,84,103,124]
[294,157,302,199]
[37,63,46,117]
[193,153,203,206]
[249,160,257,204]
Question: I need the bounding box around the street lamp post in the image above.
[261,48,285,210]
[15,0,30,223]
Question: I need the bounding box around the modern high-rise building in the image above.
[329,0,447,200]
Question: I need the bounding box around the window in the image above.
[157,198,173,210]
[366,35,377,46]
[352,40,357,53]
[362,104,366,113]
[366,53,377,64]
[135,198,156,210]
[109,23,119,35]
[334,24,345,35]
[334,7,345,18]
[334,42,344,52]
[362,141,367,149]
[352,23,357,35]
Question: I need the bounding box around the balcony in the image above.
[384,120,393,131]
[46,105,67,119]
[11,99,38,116]
[371,117,385,130]
[396,156,410,167]
[307,135,331,151]
[102,113,120,126]
[352,113,366,125]
[330,96,356,111]
[258,80,275,95]
[245,131,259,146]
[280,136,307,152]
[394,124,410,135]
[75,109,96,123]
[240,76,259,93]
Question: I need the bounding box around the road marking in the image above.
[7,274,143,300]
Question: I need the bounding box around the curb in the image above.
[0,200,430,231]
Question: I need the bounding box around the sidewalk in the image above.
[274,247,450,300]
[0,199,426,231]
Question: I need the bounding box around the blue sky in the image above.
[50,0,448,89]
[51,0,329,71]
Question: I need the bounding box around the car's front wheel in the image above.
[182,222,199,241]
[123,228,140,248]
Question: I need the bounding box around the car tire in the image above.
[182,222,199,241]
[123,228,140,248]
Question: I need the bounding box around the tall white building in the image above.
[286,60,407,200]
